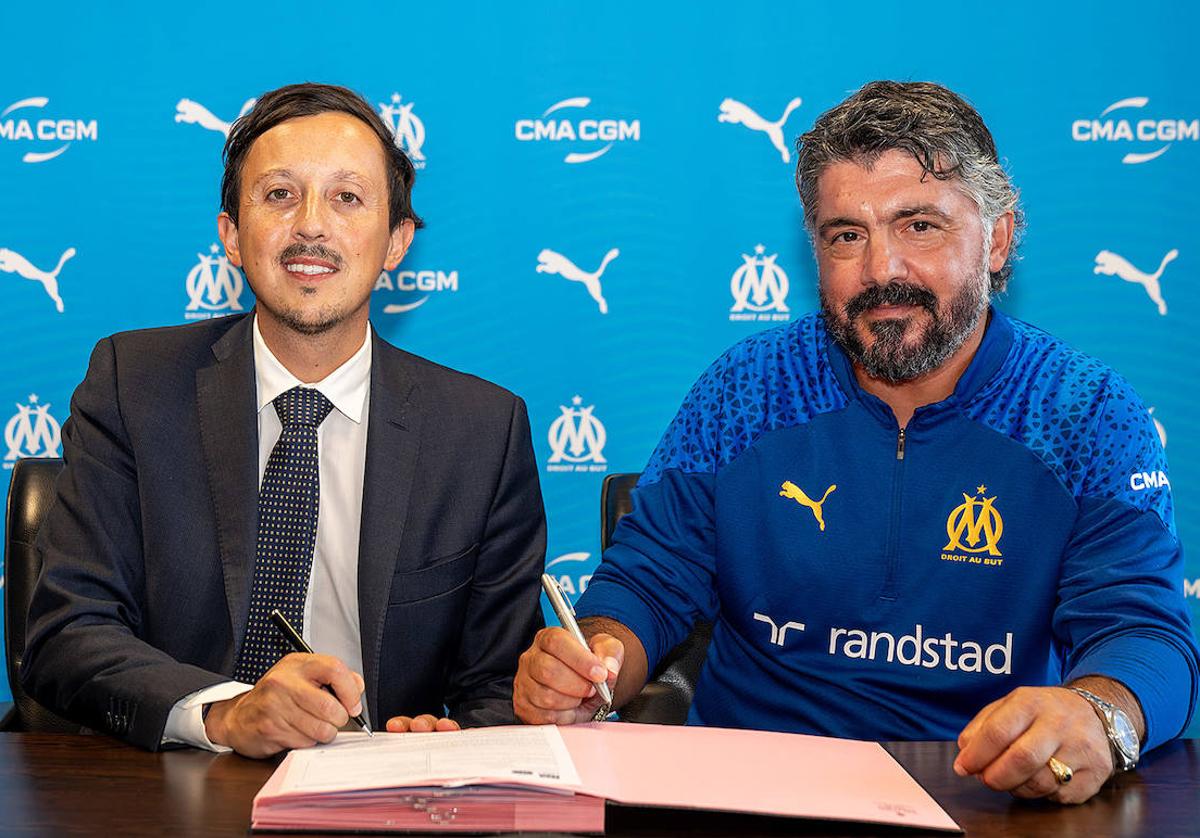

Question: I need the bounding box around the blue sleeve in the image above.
[1056,382,1200,750]
[575,355,727,672]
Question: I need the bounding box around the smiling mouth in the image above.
[282,258,339,277]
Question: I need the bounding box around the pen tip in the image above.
[366,727,375,737]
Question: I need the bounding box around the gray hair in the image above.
[795,81,1023,292]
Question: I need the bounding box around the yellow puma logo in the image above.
[779,481,837,531]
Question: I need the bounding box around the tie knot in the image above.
[273,386,334,428]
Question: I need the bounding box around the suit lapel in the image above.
[195,314,259,671]
[358,332,422,720]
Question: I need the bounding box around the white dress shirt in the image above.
[162,315,372,750]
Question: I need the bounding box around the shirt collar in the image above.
[252,315,372,423]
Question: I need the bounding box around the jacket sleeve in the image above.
[575,356,727,673]
[444,395,546,727]
[1055,379,1200,751]
[21,338,227,750]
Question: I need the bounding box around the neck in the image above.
[256,311,369,383]
[853,311,990,429]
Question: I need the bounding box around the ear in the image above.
[217,213,242,267]
[987,211,1015,275]
[384,219,415,271]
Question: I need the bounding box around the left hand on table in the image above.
[385,714,461,733]
[953,686,1112,804]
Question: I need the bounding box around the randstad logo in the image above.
[1094,248,1177,316]
[174,97,257,138]
[515,98,640,164]
[1,245,73,313]
[717,97,803,163]
[373,267,459,314]
[729,244,790,322]
[5,394,61,467]
[1,97,98,163]
[1072,97,1199,164]
[185,244,246,320]
[941,485,1005,568]
[546,396,607,473]
[779,481,836,532]
[545,552,593,598]
[378,93,425,169]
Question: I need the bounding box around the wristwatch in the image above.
[1068,687,1140,772]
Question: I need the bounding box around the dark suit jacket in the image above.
[21,313,546,750]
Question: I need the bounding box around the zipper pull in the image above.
[896,428,906,460]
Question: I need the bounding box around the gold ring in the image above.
[1047,756,1073,785]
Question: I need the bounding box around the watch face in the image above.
[1113,712,1140,759]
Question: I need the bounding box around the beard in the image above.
[261,242,356,336]
[820,268,990,384]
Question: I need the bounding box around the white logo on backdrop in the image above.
[753,613,807,647]
[536,248,618,314]
[1093,248,1177,316]
[1149,407,1167,449]
[718,97,803,163]
[378,93,426,168]
[547,396,608,473]
[515,98,640,163]
[185,244,245,319]
[174,98,257,137]
[0,246,73,313]
[374,267,459,313]
[5,394,61,465]
[1072,98,1199,164]
[545,552,593,598]
[730,244,790,321]
[0,97,99,163]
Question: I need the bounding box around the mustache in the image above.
[844,282,938,320]
[278,242,344,268]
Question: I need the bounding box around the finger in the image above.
[977,723,1060,791]
[409,715,439,732]
[1011,763,1063,800]
[526,680,595,712]
[957,696,1003,750]
[386,716,413,732]
[538,627,609,683]
[527,650,600,699]
[290,682,352,729]
[300,655,364,716]
[435,718,460,732]
[589,633,625,681]
[954,691,1038,777]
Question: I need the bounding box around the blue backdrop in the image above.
[3,1,1197,736]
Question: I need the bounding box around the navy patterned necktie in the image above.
[234,386,335,684]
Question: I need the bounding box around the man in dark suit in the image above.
[21,83,546,757]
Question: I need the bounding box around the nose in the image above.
[863,231,906,285]
[293,191,328,241]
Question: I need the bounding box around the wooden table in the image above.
[0,733,1196,836]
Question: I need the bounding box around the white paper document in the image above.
[278,725,582,795]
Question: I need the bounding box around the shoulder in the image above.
[372,333,520,416]
[104,314,248,369]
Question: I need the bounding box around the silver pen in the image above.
[540,573,614,719]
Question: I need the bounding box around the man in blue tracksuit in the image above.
[513,81,1199,804]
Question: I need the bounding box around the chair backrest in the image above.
[4,457,81,732]
[599,472,712,725]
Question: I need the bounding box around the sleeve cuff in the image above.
[1067,633,1199,752]
[161,681,254,753]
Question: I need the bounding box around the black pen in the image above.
[269,608,373,736]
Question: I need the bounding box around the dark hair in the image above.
[220,82,424,230]
[795,81,1021,292]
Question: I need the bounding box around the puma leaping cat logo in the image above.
[0,247,74,312]
[536,248,619,314]
[1093,249,1177,316]
[779,481,836,531]
[174,97,257,137]
[718,97,803,163]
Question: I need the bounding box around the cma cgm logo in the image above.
[1,97,98,163]
[374,268,459,314]
[515,98,640,163]
[545,552,592,598]
[1072,97,1199,164]
[5,394,61,467]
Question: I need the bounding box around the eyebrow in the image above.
[250,168,374,188]
[818,204,954,234]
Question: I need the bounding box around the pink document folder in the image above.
[252,723,960,833]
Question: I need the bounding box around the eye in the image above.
[831,231,860,244]
[337,191,360,204]
[910,220,933,232]
[267,188,291,201]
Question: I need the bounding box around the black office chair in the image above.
[3,457,81,733]
[600,473,713,725]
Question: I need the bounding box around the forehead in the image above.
[242,111,387,181]
[814,149,977,221]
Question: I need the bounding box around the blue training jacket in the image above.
[577,307,1199,749]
